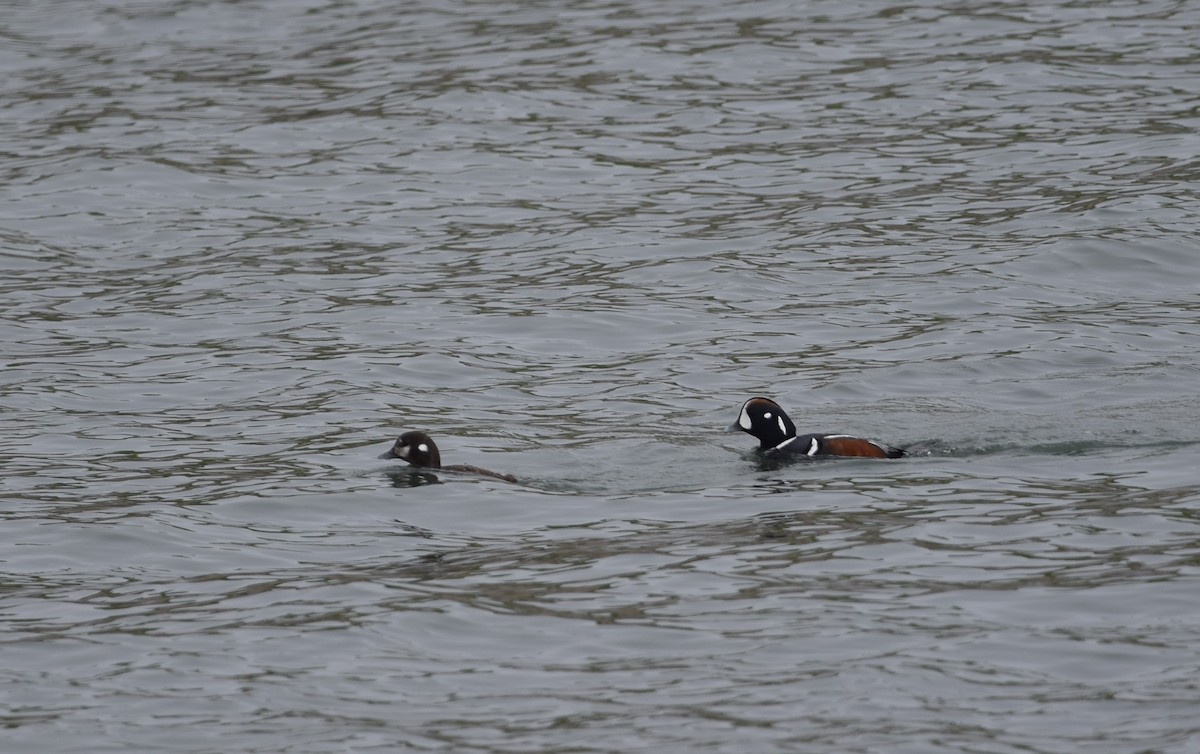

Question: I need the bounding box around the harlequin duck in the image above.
[730,397,905,459]
[380,430,517,483]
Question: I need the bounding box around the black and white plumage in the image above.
[730,397,905,459]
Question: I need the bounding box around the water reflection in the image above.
[384,468,442,488]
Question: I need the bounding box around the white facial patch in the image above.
[417,443,429,453]
[738,407,752,430]
[397,445,410,459]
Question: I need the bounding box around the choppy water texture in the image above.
[3,0,1200,751]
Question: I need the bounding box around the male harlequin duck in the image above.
[381,430,517,483]
[730,397,905,459]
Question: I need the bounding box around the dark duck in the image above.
[730,397,905,459]
[381,430,517,482]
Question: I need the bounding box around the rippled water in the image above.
[3,0,1200,751]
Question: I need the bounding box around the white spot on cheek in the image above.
[417,443,429,453]
[738,408,752,430]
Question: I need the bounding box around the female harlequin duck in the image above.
[730,397,905,459]
[381,430,517,483]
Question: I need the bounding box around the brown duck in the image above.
[381,430,517,483]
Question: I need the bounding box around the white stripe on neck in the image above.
[773,436,798,451]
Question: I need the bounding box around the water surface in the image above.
[3,0,1200,752]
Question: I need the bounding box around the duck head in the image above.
[729,397,797,450]
[380,430,442,468]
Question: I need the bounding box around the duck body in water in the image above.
[381,430,518,483]
[730,397,905,459]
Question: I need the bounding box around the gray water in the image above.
[3,0,1200,751]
